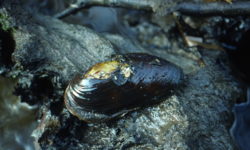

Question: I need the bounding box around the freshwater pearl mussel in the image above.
[64,53,184,123]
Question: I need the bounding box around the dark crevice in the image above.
[15,76,54,105]
[50,99,64,116]
[218,22,250,86]
[39,116,87,150]
[0,27,15,67]
[32,76,54,99]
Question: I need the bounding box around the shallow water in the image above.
[231,88,250,150]
[0,76,37,150]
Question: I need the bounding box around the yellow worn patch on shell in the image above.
[120,64,133,78]
[84,61,119,79]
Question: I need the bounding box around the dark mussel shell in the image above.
[64,53,184,123]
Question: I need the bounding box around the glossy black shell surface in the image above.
[64,53,184,122]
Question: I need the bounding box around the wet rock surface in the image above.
[32,50,242,150]
[0,1,245,150]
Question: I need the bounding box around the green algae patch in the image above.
[0,10,14,33]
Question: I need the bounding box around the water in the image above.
[230,88,250,150]
[0,76,37,150]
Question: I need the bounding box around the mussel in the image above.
[64,53,184,123]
